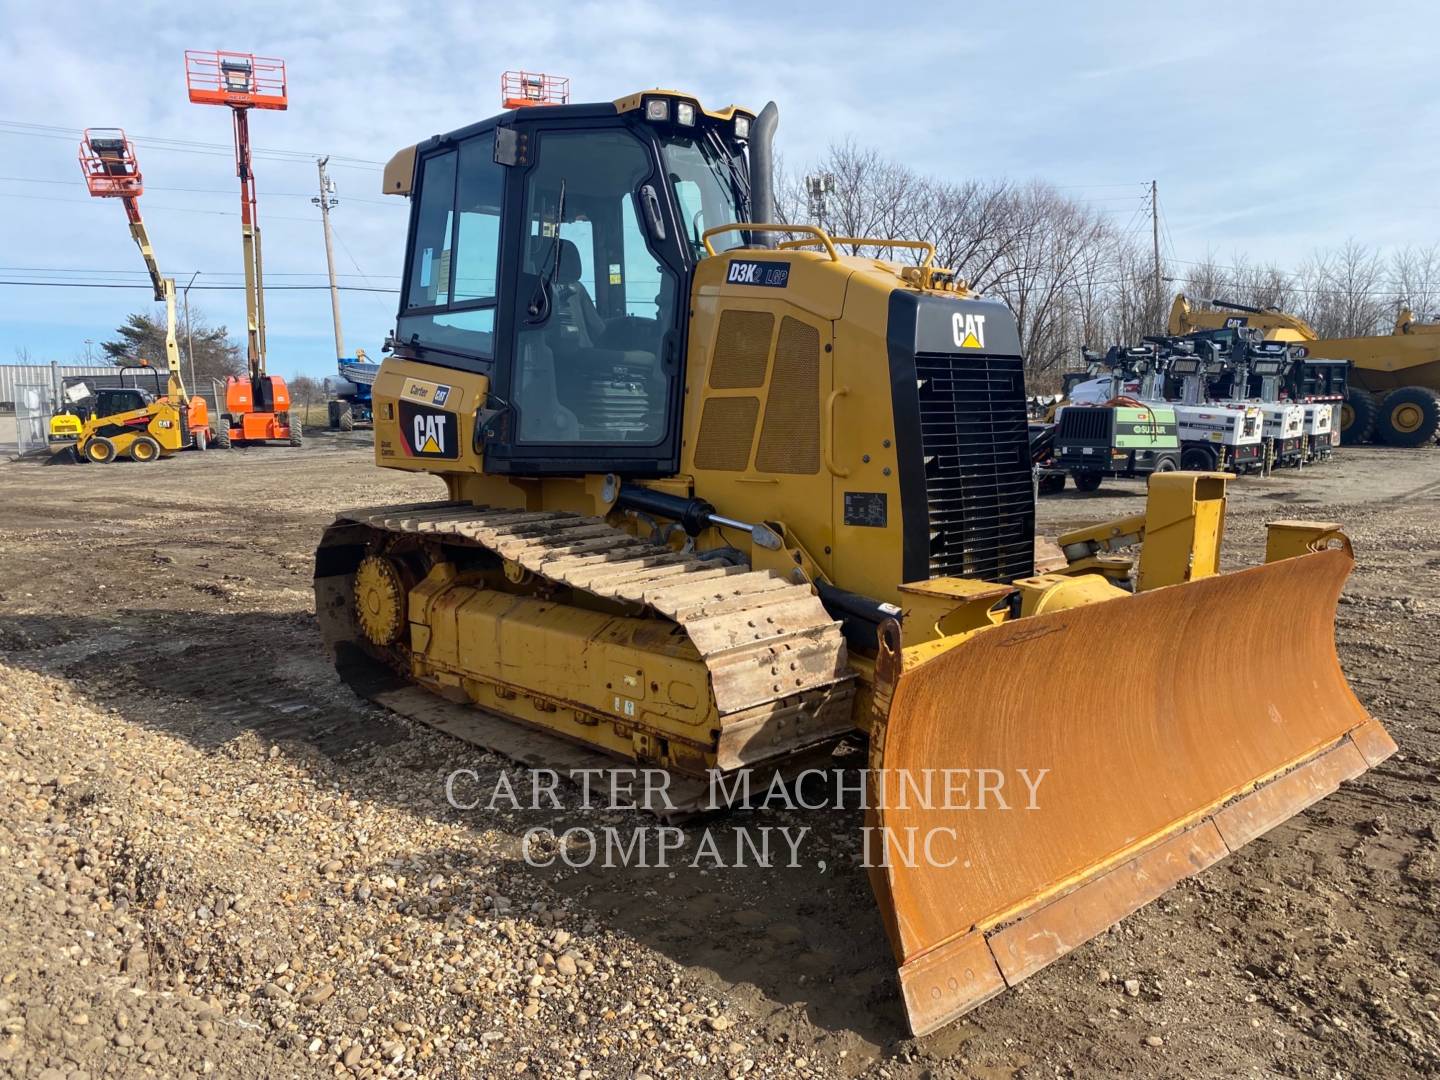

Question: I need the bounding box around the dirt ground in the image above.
[0,433,1436,1080]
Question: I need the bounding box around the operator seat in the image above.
[525,237,662,440]
[513,238,584,441]
[545,238,607,350]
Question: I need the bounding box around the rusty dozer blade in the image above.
[867,546,1395,1037]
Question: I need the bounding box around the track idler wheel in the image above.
[354,555,406,646]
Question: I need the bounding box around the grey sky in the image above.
[1,0,1436,377]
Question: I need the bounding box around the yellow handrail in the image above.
[823,386,851,477]
[700,222,840,261]
[781,236,936,267]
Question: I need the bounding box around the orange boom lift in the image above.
[185,49,301,448]
[77,129,209,451]
[500,70,571,109]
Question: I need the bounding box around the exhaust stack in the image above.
[748,101,779,248]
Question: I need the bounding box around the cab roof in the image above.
[383,90,754,197]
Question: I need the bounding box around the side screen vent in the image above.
[755,316,820,474]
[694,396,760,471]
[709,310,774,389]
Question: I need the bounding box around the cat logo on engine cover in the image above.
[398,400,458,458]
[952,312,987,349]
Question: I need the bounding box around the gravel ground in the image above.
[0,432,1436,1079]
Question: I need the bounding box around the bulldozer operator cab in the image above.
[392,94,752,475]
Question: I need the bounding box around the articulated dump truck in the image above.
[314,88,1394,1036]
[1171,293,1440,447]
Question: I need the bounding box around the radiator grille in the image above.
[709,310,774,389]
[915,352,1034,583]
[694,396,760,471]
[755,317,820,474]
[1057,407,1113,442]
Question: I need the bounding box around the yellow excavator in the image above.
[1170,293,1440,447]
[314,84,1394,1036]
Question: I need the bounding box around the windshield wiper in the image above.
[525,178,566,324]
[705,130,751,221]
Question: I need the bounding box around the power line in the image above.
[0,119,384,171]
[0,173,398,206]
[0,265,398,280]
[1116,195,1150,247]
[0,280,399,293]
[328,223,383,289]
[1168,255,1309,272]
[328,222,398,317]
[0,189,324,223]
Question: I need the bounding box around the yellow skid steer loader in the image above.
[314,86,1392,1036]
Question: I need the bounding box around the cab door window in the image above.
[620,197,662,320]
[512,129,678,445]
[399,138,504,357]
[403,151,455,310]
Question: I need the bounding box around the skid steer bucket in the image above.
[867,545,1394,1036]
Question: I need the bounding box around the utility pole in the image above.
[1151,179,1161,303]
[313,157,345,362]
[183,271,200,396]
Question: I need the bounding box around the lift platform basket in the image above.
[185,50,288,110]
[78,129,142,198]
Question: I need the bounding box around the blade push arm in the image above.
[1056,471,1228,590]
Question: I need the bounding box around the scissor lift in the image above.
[184,50,300,448]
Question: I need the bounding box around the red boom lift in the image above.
[185,50,300,448]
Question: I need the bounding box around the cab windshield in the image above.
[660,133,748,260]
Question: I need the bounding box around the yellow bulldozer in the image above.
[1170,293,1440,446]
[314,86,1394,1037]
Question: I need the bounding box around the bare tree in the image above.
[1303,241,1387,337]
[816,141,919,255]
[288,375,325,409]
[1389,244,1440,324]
[1181,253,1229,308]
[778,141,1436,384]
[977,183,1122,383]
